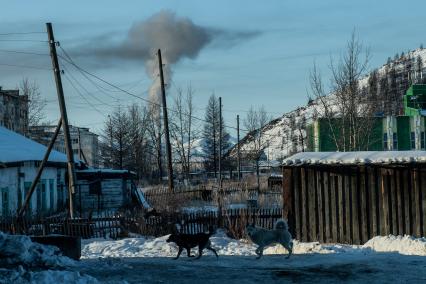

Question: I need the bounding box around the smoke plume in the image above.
[75,10,259,111]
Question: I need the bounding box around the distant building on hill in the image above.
[0,87,28,135]
[404,84,426,116]
[29,125,99,167]
[307,85,426,152]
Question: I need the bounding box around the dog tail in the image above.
[274,219,288,231]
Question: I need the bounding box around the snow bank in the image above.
[0,267,99,284]
[363,235,426,256]
[81,231,426,259]
[0,232,74,267]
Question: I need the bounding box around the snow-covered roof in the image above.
[0,126,68,164]
[76,169,134,174]
[282,151,426,166]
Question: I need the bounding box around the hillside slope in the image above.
[229,47,426,162]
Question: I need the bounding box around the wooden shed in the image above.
[282,151,426,244]
[75,169,136,213]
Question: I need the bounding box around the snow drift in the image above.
[0,232,74,267]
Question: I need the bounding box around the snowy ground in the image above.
[2,231,426,283]
[75,231,426,283]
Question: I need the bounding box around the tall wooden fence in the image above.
[283,164,426,244]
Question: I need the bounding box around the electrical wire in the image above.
[0,49,49,56]
[0,32,45,36]
[0,63,51,70]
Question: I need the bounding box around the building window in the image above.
[36,182,42,212]
[41,180,47,211]
[49,179,55,211]
[421,131,425,150]
[410,132,416,150]
[392,133,398,150]
[24,182,32,213]
[410,132,416,149]
[2,188,9,216]
[383,133,388,150]
[17,184,22,209]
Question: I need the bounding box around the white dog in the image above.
[246,219,293,259]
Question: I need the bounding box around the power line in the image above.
[0,49,49,56]
[63,72,108,117]
[0,39,47,43]
[0,32,45,36]
[61,64,116,107]
[0,63,51,70]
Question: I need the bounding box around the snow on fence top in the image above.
[282,151,426,166]
[0,126,67,164]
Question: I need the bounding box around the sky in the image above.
[1,0,425,137]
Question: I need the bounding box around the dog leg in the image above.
[282,243,293,259]
[195,247,204,259]
[206,245,218,259]
[256,247,264,259]
[174,247,183,260]
[186,248,195,257]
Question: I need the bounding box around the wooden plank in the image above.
[293,168,301,240]
[359,167,368,244]
[369,168,377,237]
[389,169,398,236]
[300,168,308,242]
[308,169,316,241]
[395,169,404,235]
[344,173,351,243]
[352,170,360,245]
[323,171,331,242]
[282,168,293,229]
[405,169,413,235]
[380,170,390,236]
[337,175,344,243]
[316,170,324,243]
[412,168,421,237]
[329,174,337,243]
[421,169,426,237]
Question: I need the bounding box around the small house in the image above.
[0,126,68,216]
[75,169,137,213]
[282,151,426,244]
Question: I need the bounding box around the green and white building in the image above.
[307,84,426,152]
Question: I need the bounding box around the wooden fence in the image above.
[0,208,283,239]
[283,164,426,245]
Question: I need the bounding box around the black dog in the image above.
[166,227,218,260]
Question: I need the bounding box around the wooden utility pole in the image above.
[157,49,174,191]
[218,97,222,189]
[47,22,76,218]
[237,114,241,181]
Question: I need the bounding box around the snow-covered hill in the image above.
[230,47,426,162]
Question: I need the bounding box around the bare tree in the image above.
[146,105,164,182]
[243,105,270,190]
[170,85,198,181]
[310,31,376,151]
[20,78,47,129]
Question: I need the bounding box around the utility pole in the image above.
[47,22,76,218]
[218,97,222,189]
[237,115,241,181]
[157,49,174,192]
